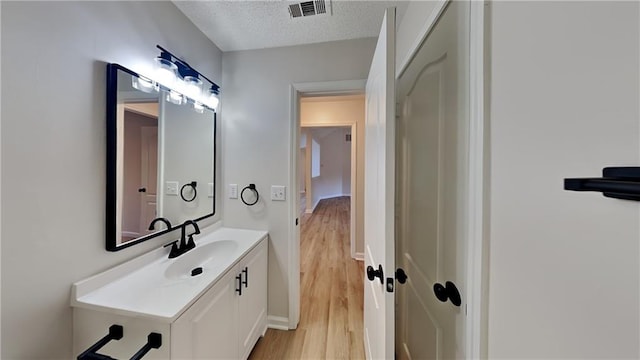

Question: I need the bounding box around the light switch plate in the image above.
[229,184,238,199]
[208,183,214,198]
[271,185,286,201]
[166,181,178,196]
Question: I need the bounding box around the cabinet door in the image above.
[237,240,268,359]
[172,270,239,359]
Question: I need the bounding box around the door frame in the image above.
[396,1,487,357]
[288,80,366,329]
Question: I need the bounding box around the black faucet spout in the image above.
[148,217,172,231]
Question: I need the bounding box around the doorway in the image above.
[299,95,365,261]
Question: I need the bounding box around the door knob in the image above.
[366,264,384,284]
[138,187,146,193]
[395,268,408,284]
[433,281,462,307]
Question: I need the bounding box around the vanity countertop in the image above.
[71,227,268,323]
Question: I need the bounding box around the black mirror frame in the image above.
[105,63,216,251]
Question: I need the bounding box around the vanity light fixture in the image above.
[149,45,221,113]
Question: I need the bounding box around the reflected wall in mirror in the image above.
[106,64,216,251]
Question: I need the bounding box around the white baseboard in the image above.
[354,252,364,261]
[122,231,140,238]
[267,315,290,330]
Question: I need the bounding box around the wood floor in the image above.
[248,196,365,359]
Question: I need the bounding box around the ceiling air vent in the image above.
[288,0,332,19]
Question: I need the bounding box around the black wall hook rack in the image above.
[564,167,640,201]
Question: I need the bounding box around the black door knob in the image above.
[433,282,448,302]
[366,264,384,284]
[395,268,408,284]
[433,281,462,307]
[138,187,147,193]
[445,281,461,307]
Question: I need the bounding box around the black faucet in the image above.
[148,217,172,231]
[164,220,201,259]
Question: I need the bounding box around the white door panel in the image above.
[364,7,396,360]
[396,1,470,359]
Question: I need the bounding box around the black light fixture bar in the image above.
[156,45,220,93]
[564,167,640,201]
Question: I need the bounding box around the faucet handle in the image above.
[186,235,196,250]
[164,240,180,259]
[163,240,178,248]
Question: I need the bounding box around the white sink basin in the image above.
[164,240,238,280]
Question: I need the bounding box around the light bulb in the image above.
[167,90,184,105]
[193,102,205,113]
[205,89,219,111]
[154,57,177,88]
[183,76,203,101]
[132,75,155,93]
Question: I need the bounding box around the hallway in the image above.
[249,196,365,359]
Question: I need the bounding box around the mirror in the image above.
[106,64,216,251]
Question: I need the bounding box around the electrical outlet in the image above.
[229,184,238,199]
[271,185,286,201]
[166,181,178,196]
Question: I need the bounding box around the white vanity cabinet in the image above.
[237,238,268,359]
[171,238,268,359]
[72,228,268,360]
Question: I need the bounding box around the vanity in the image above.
[75,55,264,359]
[71,227,268,360]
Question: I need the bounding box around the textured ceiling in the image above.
[173,0,408,52]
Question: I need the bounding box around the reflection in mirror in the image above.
[106,64,216,251]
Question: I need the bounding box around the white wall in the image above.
[488,2,639,358]
[221,38,376,323]
[341,128,352,195]
[1,2,222,358]
[309,127,351,206]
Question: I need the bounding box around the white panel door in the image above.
[395,1,470,359]
[140,126,158,234]
[363,7,396,360]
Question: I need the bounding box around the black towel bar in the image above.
[77,324,123,360]
[564,167,640,201]
[130,332,162,360]
[77,325,162,360]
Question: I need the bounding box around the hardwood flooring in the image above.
[248,196,365,359]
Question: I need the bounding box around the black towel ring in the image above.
[241,184,259,206]
[180,181,197,202]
